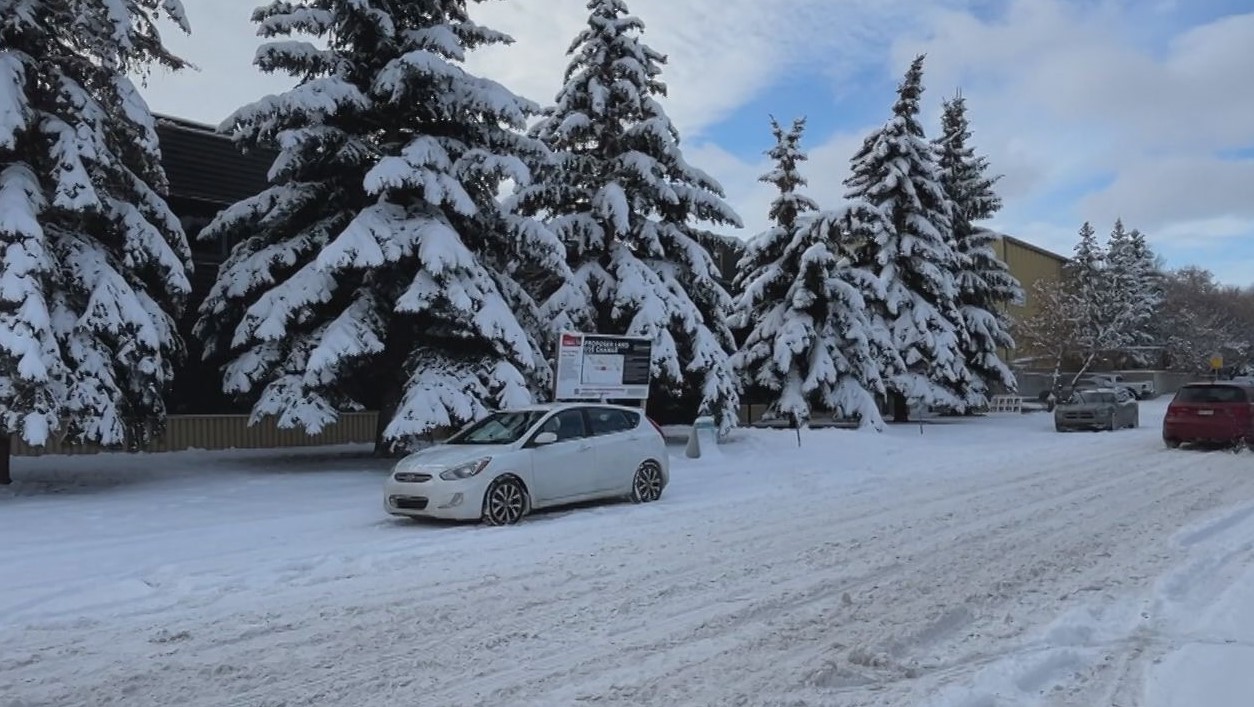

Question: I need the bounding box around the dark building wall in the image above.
[153,115,755,418]
[158,115,274,207]
[156,116,275,414]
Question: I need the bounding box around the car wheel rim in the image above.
[635,464,662,502]
[489,481,523,524]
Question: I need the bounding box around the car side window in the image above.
[589,408,634,435]
[540,409,588,443]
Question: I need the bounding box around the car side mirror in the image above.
[533,431,558,446]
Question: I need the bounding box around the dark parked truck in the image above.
[1163,382,1254,449]
[1054,388,1139,432]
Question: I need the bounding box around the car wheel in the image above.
[1164,438,1181,449]
[482,476,527,526]
[631,461,664,503]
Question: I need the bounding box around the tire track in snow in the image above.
[0,436,1168,701]
[472,443,1232,705]
[4,422,1253,706]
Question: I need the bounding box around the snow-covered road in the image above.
[4,401,1254,706]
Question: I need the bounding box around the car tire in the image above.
[1164,438,1181,449]
[631,461,664,503]
[482,476,528,526]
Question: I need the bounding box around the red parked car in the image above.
[1162,382,1254,449]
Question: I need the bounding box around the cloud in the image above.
[137,1,293,126]
[884,0,1254,263]
[1202,255,1254,290]
[470,0,976,138]
[1080,156,1254,230]
[131,0,1254,282]
[140,0,977,133]
[135,0,981,228]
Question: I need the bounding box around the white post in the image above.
[686,416,719,459]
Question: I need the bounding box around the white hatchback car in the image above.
[383,403,670,525]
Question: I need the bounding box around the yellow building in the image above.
[994,235,1069,363]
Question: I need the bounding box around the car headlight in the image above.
[439,457,492,481]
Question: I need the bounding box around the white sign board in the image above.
[554,331,652,400]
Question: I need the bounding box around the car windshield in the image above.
[1072,390,1116,404]
[446,411,547,445]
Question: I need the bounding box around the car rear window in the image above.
[588,408,639,435]
[1072,391,1117,404]
[1175,385,1250,403]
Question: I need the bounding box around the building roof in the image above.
[155,113,274,206]
[706,231,747,252]
[1000,234,1069,264]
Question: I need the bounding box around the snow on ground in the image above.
[3,399,1254,705]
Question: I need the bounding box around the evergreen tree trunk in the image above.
[891,392,910,423]
[1,435,11,485]
[373,329,415,458]
[373,389,403,458]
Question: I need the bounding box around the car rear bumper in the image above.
[1162,421,1251,444]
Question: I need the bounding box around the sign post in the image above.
[1211,353,1224,380]
[554,331,652,402]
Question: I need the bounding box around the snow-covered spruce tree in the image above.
[731,117,886,429]
[196,1,568,454]
[843,55,974,422]
[1103,218,1134,333]
[511,0,742,430]
[1069,221,1104,284]
[934,93,1022,401]
[1062,221,1130,386]
[0,0,193,482]
[1108,223,1162,355]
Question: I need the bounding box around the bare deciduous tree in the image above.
[1015,280,1082,394]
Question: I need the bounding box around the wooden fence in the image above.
[9,412,380,457]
